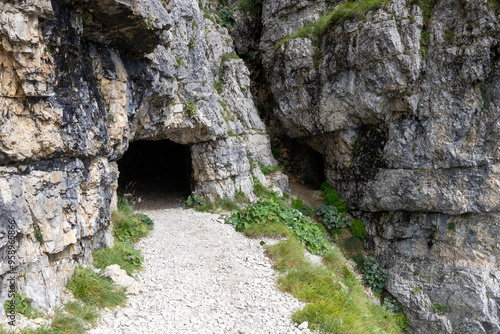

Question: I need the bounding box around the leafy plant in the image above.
[188,37,196,48]
[420,46,428,58]
[176,57,186,67]
[217,4,237,28]
[408,0,437,25]
[320,182,348,213]
[291,197,314,217]
[431,303,450,315]
[350,219,367,239]
[106,112,115,123]
[226,196,330,255]
[353,254,365,269]
[185,192,207,209]
[34,226,44,243]
[384,297,401,314]
[3,291,38,318]
[395,312,409,330]
[316,204,351,230]
[363,257,387,294]
[184,100,198,117]
[112,198,153,243]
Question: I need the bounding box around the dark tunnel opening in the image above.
[274,137,326,188]
[117,140,193,197]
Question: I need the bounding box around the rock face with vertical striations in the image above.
[258,0,499,332]
[0,0,282,318]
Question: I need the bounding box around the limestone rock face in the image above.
[260,0,500,332]
[0,0,280,318]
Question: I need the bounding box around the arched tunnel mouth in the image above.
[117,140,193,200]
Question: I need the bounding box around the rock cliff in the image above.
[258,0,499,332]
[0,0,281,319]
[1,0,499,333]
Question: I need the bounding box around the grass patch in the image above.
[275,0,390,48]
[265,238,308,271]
[67,268,126,309]
[63,301,99,324]
[260,164,285,175]
[244,221,292,239]
[112,198,153,243]
[269,244,402,333]
[223,175,404,332]
[93,240,143,276]
[49,313,85,334]
[408,0,437,25]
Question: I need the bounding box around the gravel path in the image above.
[89,195,308,334]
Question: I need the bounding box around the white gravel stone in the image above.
[88,197,306,333]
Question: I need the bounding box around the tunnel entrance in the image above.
[117,140,193,198]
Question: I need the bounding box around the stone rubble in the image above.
[89,198,311,334]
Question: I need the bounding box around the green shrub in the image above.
[175,57,186,67]
[350,219,367,239]
[395,312,409,330]
[384,297,401,314]
[93,240,143,276]
[363,257,387,294]
[320,182,348,213]
[226,197,331,255]
[316,204,351,230]
[3,291,38,319]
[134,213,154,230]
[291,197,314,217]
[419,46,428,58]
[185,192,207,208]
[67,268,126,308]
[217,4,237,28]
[112,213,150,243]
[112,198,153,243]
[117,197,134,214]
[184,100,198,117]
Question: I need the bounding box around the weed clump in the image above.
[67,268,126,308]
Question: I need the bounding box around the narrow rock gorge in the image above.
[0,0,499,333]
